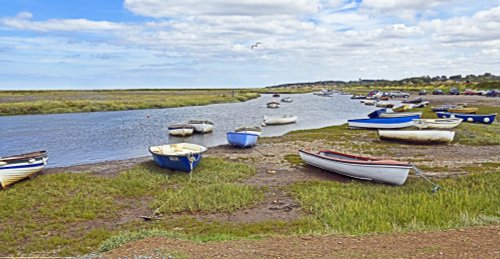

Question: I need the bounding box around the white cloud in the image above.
[421,6,500,43]
[124,0,319,17]
[0,12,128,32]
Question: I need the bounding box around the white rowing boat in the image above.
[0,151,48,189]
[187,120,214,133]
[412,118,463,129]
[299,149,412,185]
[263,115,298,125]
[378,130,455,144]
[168,124,194,137]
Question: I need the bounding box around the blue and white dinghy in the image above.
[149,143,207,172]
[0,151,48,189]
[348,115,420,129]
[227,132,259,148]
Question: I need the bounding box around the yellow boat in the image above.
[392,104,411,112]
[447,107,478,114]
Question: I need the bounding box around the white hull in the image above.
[362,100,376,105]
[263,115,298,125]
[0,158,47,188]
[379,112,422,118]
[168,128,194,136]
[299,151,411,185]
[267,103,280,108]
[348,121,415,129]
[189,123,214,133]
[378,130,455,143]
[376,102,394,108]
[412,118,463,129]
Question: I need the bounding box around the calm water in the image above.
[0,93,377,167]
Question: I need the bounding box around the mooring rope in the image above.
[142,153,197,220]
[412,165,443,193]
[252,145,274,157]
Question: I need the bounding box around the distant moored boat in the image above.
[187,120,214,133]
[168,124,194,137]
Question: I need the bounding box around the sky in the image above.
[1,0,500,89]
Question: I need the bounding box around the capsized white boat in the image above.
[299,149,412,185]
[0,151,48,189]
[168,124,194,137]
[263,115,298,125]
[187,120,214,133]
[362,100,377,106]
[378,130,455,144]
[235,126,262,136]
[379,112,422,118]
[412,118,463,129]
[375,101,394,108]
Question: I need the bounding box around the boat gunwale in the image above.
[148,144,207,158]
[0,151,48,163]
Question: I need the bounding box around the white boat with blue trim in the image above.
[0,151,48,189]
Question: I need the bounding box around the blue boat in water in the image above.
[436,112,497,124]
[227,132,259,148]
[149,143,207,172]
[348,115,420,129]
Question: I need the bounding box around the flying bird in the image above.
[251,42,262,49]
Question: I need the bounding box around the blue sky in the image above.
[1,0,499,89]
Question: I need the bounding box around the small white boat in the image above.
[235,126,262,136]
[263,115,298,125]
[376,102,394,108]
[378,130,455,144]
[281,97,293,103]
[379,112,422,118]
[362,100,377,106]
[299,149,412,185]
[187,120,214,133]
[267,101,280,108]
[168,124,194,137]
[0,151,48,189]
[413,118,463,129]
[411,101,429,108]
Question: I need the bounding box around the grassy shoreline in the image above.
[0,89,261,116]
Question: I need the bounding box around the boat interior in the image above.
[151,144,205,156]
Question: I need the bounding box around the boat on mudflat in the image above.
[187,120,214,133]
[348,115,420,129]
[392,104,411,112]
[402,97,423,104]
[376,102,394,108]
[227,132,259,148]
[413,118,463,129]
[378,130,455,144]
[168,124,195,137]
[447,107,478,114]
[149,143,207,172]
[235,126,262,136]
[436,112,497,124]
[298,149,412,185]
[379,112,422,118]
[263,115,298,125]
[0,151,48,189]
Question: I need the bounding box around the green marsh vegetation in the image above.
[0,158,261,256]
[0,89,260,116]
[289,173,500,235]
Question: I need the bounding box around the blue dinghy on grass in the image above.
[348,115,420,129]
[227,132,259,148]
[149,143,207,172]
[436,112,497,124]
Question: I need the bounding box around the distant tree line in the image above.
[267,73,500,89]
